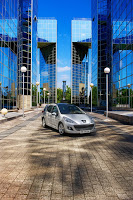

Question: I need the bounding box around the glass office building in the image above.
[91,0,133,110]
[91,0,112,108]
[111,0,133,109]
[71,19,92,105]
[0,0,18,110]
[17,0,38,108]
[37,19,57,104]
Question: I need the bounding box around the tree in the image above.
[32,84,37,106]
[57,88,63,103]
[65,86,71,103]
[92,86,97,106]
[40,88,49,103]
[57,86,71,103]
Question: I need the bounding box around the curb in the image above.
[104,111,133,125]
[0,114,23,124]
[0,110,37,124]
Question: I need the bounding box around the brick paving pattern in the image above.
[0,111,133,200]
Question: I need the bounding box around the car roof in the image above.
[47,103,75,106]
[47,103,69,106]
[57,103,69,105]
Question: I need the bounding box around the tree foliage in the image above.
[57,88,63,103]
[65,86,71,103]
[57,86,71,103]
[92,86,97,106]
[40,87,49,103]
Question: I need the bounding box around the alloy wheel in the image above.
[59,123,65,135]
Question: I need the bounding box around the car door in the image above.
[51,106,59,129]
[45,105,53,126]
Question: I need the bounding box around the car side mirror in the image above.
[52,112,57,116]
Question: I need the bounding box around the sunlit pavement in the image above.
[0,112,133,200]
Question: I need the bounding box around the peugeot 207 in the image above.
[42,103,96,135]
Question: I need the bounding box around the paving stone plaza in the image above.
[0,111,133,200]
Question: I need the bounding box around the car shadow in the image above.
[65,131,97,137]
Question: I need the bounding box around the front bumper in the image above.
[63,122,96,134]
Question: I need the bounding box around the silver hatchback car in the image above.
[42,103,96,135]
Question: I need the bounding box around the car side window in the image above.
[47,105,53,113]
[52,106,58,115]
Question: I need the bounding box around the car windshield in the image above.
[58,104,84,114]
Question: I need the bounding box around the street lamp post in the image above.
[127,84,131,108]
[21,66,27,118]
[36,81,40,110]
[47,92,50,104]
[43,88,46,104]
[104,67,110,120]
[84,88,86,109]
[0,82,1,110]
[90,83,94,113]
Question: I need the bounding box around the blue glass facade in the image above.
[112,0,133,109]
[17,0,38,108]
[91,0,98,101]
[0,0,18,110]
[91,0,133,110]
[71,19,92,105]
[38,19,57,104]
[91,0,112,107]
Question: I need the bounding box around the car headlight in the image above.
[91,118,94,124]
[63,117,76,123]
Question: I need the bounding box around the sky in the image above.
[38,0,91,89]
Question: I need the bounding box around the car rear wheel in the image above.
[58,123,65,135]
[42,118,46,128]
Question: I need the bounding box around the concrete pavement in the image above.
[0,108,42,123]
[0,111,133,199]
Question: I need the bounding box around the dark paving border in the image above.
[0,113,41,140]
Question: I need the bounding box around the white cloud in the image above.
[81,33,86,36]
[42,71,48,77]
[57,66,70,72]
[57,59,63,64]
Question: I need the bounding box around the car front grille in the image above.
[74,124,94,131]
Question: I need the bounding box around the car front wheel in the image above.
[58,122,65,135]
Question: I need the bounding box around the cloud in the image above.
[42,71,48,77]
[81,33,86,37]
[57,66,71,72]
[57,59,63,64]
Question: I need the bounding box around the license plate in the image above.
[80,130,90,134]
